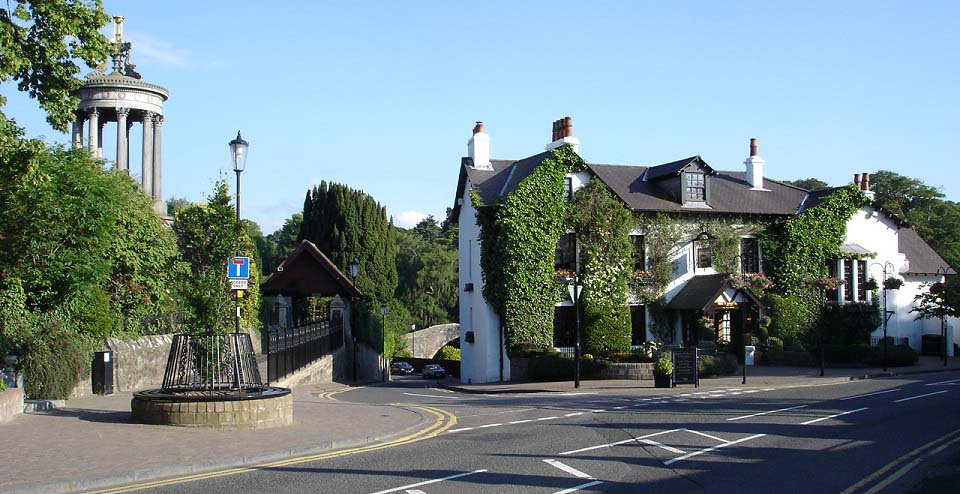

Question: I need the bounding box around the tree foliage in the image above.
[395,216,458,328]
[299,181,398,303]
[783,178,830,191]
[0,0,112,131]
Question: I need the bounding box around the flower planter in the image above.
[653,372,673,388]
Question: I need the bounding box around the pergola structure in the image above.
[71,16,169,215]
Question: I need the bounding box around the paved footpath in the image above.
[0,385,424,494]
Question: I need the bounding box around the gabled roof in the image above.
[666,274,763,311]
[899,227,951,275]
[452,152,553,219]
[261,240,362,298]
[643,156,716,181]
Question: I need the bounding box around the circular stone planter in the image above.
[131,387,292,429]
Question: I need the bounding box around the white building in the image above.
[453,118,955,383]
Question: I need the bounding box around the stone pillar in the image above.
[72,114,84,149]
[141,111,154,197]
[115,107,129,172]
[151,114,163,213]
[97,119,105,159]
[126,120,133,169]
[86,108,99,156]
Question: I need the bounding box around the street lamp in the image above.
[380,303,388,382]
[558,233,582,389]
[348,260,359,281]
[730,254,749,385]
[870,261,896,372]
[229,131,249,224]
[937,267,951,367]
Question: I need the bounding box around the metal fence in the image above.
[265,312,344,383]
[870,336,909,347]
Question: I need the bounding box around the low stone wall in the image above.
[0,387,24,423]
[106,334,174,392]
[599,362,654,380]
[131,392,293,429]
[275,352,335,388]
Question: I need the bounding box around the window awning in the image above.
[839,243,875,257]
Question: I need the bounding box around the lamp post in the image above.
[229,131,249,340]
[731,254,749,385]
[229,131,248,224]
[870,261,896,372]
[380,303,388,382]
[937,267,950,367]
[348,260,359,381]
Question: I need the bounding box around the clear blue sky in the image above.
[5,1,958,233]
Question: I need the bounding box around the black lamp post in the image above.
[380,303,388,382]
[229,131,248,224]
[348,260,359,381]
[228,131,248,339]
[871,261,896,372]
[937,267,950,367]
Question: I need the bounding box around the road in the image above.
[94,371,960,494]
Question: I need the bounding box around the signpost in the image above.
[228,257,251,339]
[673,348,699,387]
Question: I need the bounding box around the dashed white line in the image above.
[535,416,558,421]
[590,409,606,413]
[509,419,534,424]
[894,390,948,403]
[552,480,604,494]
[727,405,809,421]
[477,423,502,428]
[560,429,683,455]
[664,434,766,466]
[840,388,901,401]
[406,490,427,494]
[369,469,488,494]
[446,427,473,433]
[543,459,594,478]
[612,406,627,410]
[926,378,960,386]
[800,407,869,425]
[565,412,584,417]
[640,438,686,454]
[683,429,729,443]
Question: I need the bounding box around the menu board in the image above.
[673,348,699,387]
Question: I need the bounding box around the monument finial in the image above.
[110,16,132,75]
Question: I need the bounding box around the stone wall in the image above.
[598,362,654,380]
[406,323,460,359]
[131,392,292,429]
[106,334,174,392]
[0,387,24,423]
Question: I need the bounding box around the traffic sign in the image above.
[230,279,249,290]
[228,257,250,279]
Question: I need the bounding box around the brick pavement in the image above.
[0,384,424,494]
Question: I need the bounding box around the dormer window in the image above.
[686,173,706,201]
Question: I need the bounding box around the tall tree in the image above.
[783,178,830,191]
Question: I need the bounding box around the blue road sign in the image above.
[228,257,250,279]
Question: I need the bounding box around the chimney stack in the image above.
[854,174,862,189]
[743,137,767,191]
[467,121,492,170]
[862,172,870,191]
[545,116,580,153]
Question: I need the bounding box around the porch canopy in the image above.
[261,240,362,298]
[666,274,763,311]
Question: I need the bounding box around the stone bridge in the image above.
[405,323,459,359]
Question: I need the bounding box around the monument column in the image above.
[141,111,155,196]
[97,119,106,158]
[72,113,84,149]
[86,108,99,156]
[116,107,129,171]
[151,114,163,211]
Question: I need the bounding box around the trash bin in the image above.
[744,346,756,366]
[92,351,114,395]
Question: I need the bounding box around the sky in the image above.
[5,1,959,234]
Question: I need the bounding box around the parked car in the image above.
[391,361,415,375]
[422,364,446,379]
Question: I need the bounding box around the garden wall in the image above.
[0,387,24,423]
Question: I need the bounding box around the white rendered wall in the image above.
[458,184,509,383]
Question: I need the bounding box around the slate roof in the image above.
[643,156,716,181]
[261,240,362,298]
[589,164,807,216]
[899,227,951,274]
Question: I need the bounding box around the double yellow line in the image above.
[315,387,350,400]
[842,427,960,494]
[87,404,456,494]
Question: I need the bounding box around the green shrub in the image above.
[766,337,784,351]
[764,349,816,366]
[654,352,674,375]
[865,345,918,367]
[435,345,461,361]
[698,353,738,376]
[525,353,608,381]
[22,315,92,400]
[696,341,717,354]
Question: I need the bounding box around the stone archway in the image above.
[405,324,460,359]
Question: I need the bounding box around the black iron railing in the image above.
[161,333,263,392]
[266,313,343,383]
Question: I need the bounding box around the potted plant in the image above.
[883,277,904,290]
[653,351,674,388]
[862,277,879,291]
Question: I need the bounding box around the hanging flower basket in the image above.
[632,269,654,286]
[883,277,904,290]
[809,276,843,290]
[728,273,775,290]
[862,278,879,291]
[553,269,576,285]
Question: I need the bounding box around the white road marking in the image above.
[683,429,729,443]
[560,429,683,455]
[543,458,594,478]
[640,438,686,454]
[477,423,502,428]
[446,427,473,433]
[612,406,627,410]
[894,390,948,403]
[590,409,606,413]
[535,416,558,421]
[402,393,460,400]
[406,491,427,494]
[664,434,766,466]
[840,388,901,400]
[369,469,487,494]
[926,378,960,386]
[552,480,604,494]
[509,419,534,424]
[565,412,584,417]
[800,407,869,425]
[727,405,809,421]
